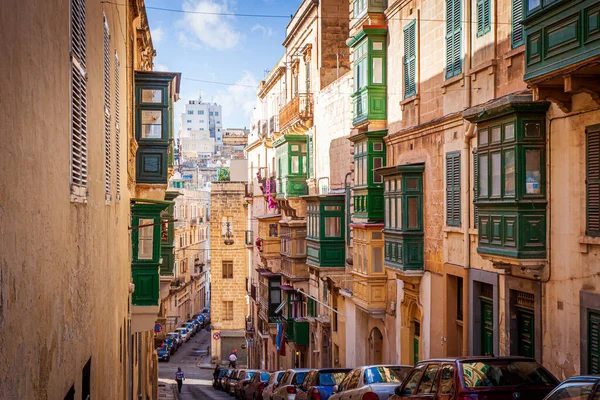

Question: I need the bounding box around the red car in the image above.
[244,371,272,400]
[391,356,559,400]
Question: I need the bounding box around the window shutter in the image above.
[511,0,524,47]
[403,21,417,98]
[587,127,600,236]
[477,0,491,36]
[473,148,479,229]
[589,311,600,374]
[70,0,88,196]
[446,152,461,227]
[446,0,462,78]
[114,52,121,199]
[477,0,484,35]
[103,17,112,201]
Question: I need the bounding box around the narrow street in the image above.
[158,326,230,399]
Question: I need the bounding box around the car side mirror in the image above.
[333,385,339,393]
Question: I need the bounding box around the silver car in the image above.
[271,369,311,400]
[262,370,286,400]
[329,365,412,400]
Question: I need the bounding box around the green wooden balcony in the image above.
[274,134,308,199]
[524,0,600,82]
[303,195,346,267]
[285,319,310,345]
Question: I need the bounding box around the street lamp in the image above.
[223,221,234,245]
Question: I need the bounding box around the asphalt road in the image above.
[158,326,231,399]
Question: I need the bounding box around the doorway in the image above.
[369,327,383,365]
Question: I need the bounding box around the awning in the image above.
[257,268,281,278]
[278,284,296,291]
[274,299,287,314]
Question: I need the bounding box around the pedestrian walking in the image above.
[228,349,238,368]
[213,364,221,388]
[175,367,185,393]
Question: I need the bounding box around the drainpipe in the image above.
[344,172,353,247]
[137,333,142,400]
[463,122,476,355]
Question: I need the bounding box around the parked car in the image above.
[166,332,182,349]
[187,319,200,333]
[223,369,239,393]
[197,313,206,327]
[390,357,558,400]
[244,371,272,400]
[262,370,286,400]
[227,369,246,396]
[330,365,412,400]
[543,376,600,400]
[220,369,236,391]
[271,368,311,400]
[215,369,229,389]
[156,344,170,362]
[164,337,176,354]
[237,370,259,399]
[175,327,190,342]
[180,322,196,337]
[296,368,352,400]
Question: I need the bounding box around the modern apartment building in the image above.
[180,96,224,157]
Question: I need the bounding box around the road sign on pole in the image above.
[213,332,221,340]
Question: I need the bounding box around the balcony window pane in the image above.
[505,150,515,196]
[362,158,368,184]
[505,123,515,141]
[372,247,383,273]
[479,129,489,147]
[407,179,418,190]
[373,157,383,183]
[141,89,162,103]
[491,126,501,143]
[325,217,341,237]
[408,197,418,229]
[138,218,154,259]
[480,154,488,197]
[141,110,162,139]
[491,152,501,197]
[324,206,340,211]
[396,197,402,229]
[527,0,540,12]
[526,150,541,194]
[291,155,300,173]
[355,247,360,271]
[390,198,396,228]
[297,238,306,256]
[362,246,367,273]
[373,57,383,84]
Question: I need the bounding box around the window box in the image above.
[379,164,425,272]
[463,95,550,262]
[350,130,387,222]
[304,195,346,267]
[274,134,308,198]
[348,27,388,125]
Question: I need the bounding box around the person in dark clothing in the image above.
[175,367,185,393]
[213,364,221,388]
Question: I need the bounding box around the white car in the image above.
[271,369,311,400]
[175,327,190,342]
[262,370,286,400]
[329,365,412,400]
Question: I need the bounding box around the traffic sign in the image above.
[213,332,221,340]
[154,323,162,333]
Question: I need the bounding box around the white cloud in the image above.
[178,0,242,50]
[251,24,273,37]
[154,63,169,72]
[151,26,165,43]
[214,71,258,128]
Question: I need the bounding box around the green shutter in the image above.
[587,127,600,236]
[446,0,462,78]
[477,0,491,36]
[403,21,417,98]
[589,310,600,374]
[511,0,524,47]
[473,149,479,229]
[446,152,461,227]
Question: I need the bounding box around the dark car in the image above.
[220,369,235,391]
[156,344,170,362]
[296,368,352,400]
[223,369,238,393]
[244,371,272,400]
[230,369,246,396]
[215,369,228,389]
[543,376,600,400]
[236,370,259,399]
[164,337,176,354]
[391,357,559,400]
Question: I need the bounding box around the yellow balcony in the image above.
[281,257,308,281]
[352,275,387,313]
[257,214,281,259]
[350,224,387,313]
[279,93,313,133]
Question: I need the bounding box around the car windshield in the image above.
[261,372,271,382]
[158,345,167,351]
[461,360,558,388]
[319,372,348,386]
[246,372,256,380]
[365,366,410,384]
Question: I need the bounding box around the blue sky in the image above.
[146,0,303,132]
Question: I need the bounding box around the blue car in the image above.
[157,344,170,362]
[197,314,206,327]
[296,368,352,400]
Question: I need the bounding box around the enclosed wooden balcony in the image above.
[279,93,313,133]
[256,214,281,259]
[352,276,387,313]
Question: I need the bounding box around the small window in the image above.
[141,110,162,139]
[325,217,341,237]
[324,206,340,211]
[479,129,489,147]
[479,154,489,198]
[525,150,541,194]
[141,89,162,103]
[505,150,515,196]
[222,261,233,279]
[491,152,501,197]
[374,142,383,151]
[476,0,491,37]
[407,197,419,229]
[505,123,515,141]
[374,157,383,183]
[223,301,234,320]
[372,247,383,273]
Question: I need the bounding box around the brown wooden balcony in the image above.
[279,93,313,132]
[281,257,308,281]
[269,115,279,136]
[257,214,281,259]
